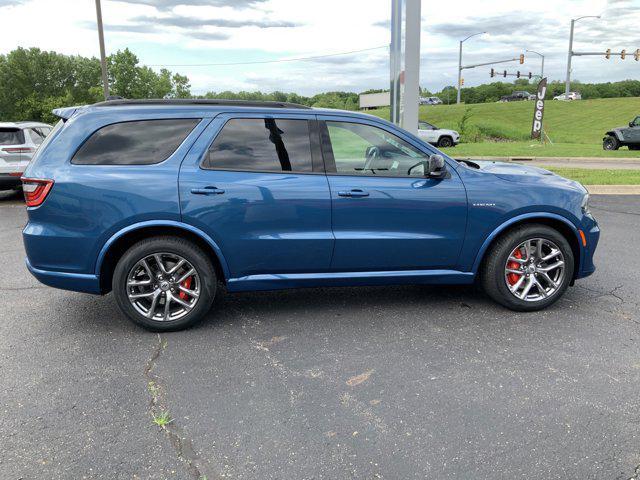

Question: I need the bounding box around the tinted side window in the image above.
[72,119,199,165]
[326,121,428,177]
[203,118,313,172]
[0,128,24,145]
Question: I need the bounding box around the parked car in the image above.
[417,121,459,147]
[22,99,599,331]
[419,97,443,105]
[499,91,531,102]
[603,115,640,150]
[553,92,581,101]
[0,121,52,191]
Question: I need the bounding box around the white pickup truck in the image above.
[417,121,460,148]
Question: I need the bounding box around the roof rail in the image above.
[92,98,313,109]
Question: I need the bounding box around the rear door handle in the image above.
[338,189,369,198]
[191,186,225,195]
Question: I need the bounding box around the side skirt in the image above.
[227,269,475,292]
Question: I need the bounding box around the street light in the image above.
[457,31,485,104]
[565,15,600,97]
[526,49,545,79]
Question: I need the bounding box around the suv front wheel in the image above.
[603,136,620,150]
[481,225,574,311]
[112,236,217,331]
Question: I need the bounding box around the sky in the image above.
[0,0,639,96]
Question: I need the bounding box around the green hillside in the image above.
[368,97,640,145]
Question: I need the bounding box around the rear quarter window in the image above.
[72,119,199,165]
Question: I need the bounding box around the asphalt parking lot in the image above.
[1,190,639,480]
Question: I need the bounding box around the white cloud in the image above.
[0,0,639,95]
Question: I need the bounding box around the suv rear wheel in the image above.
[603,136,620,150]
[481,224,574,311]
[113,236,217,331]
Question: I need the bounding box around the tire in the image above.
[112,236,217,331]
[481,224,574,312]
[437,136,453,148]
[603,136,620,150]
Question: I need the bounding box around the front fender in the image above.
[470,212,581,273]
[94,220,231,280]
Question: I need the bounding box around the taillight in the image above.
[21,178,54,207]
[2,147,34,154]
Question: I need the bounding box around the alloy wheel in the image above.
[126,252,200,321]
[504,238,565,302]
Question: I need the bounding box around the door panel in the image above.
[179,114,333,279]
[328,175,467,270]
[320,117,468,271]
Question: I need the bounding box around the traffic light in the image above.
[460,78,464,86]
[503,70,507,78]
[516,71,521,78]
[621,49,626,59]
[528,72,532,79]
[635,49,640,61]
[490,68,495,78]
[605,48,611,59]
[519,54,525,64]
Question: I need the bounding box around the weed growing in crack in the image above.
[152,410,173,428]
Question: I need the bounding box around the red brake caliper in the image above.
[179,276,192,300]
[507,248,523,285]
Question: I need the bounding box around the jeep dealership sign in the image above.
[531,78,547,139]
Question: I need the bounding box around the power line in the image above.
[146,45,388,67]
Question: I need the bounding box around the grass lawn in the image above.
[368,97,640,144]
[544,168,640,185]
[448,141,640,158]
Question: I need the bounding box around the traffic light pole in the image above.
[564,15,601,97]
[457,32,485,104]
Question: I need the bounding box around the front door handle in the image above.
[338,189,369,198]
[191,186,225,195]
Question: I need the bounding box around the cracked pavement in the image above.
[1,190,639,479]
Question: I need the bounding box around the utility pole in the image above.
[95,0,110,100]
[457,31,485,104]
[526,49,544,79]
[565,15,600,97]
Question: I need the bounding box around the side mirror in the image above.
[427,154,447,179]
[630,122,635,127]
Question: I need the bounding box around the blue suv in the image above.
[22,99,599,331]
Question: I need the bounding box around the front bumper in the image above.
[575,215,600,279]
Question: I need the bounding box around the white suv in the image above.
[0,121,52,191]
[417,121,460,148]
[553,92,582,101]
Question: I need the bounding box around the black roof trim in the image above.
[92,98,313,109]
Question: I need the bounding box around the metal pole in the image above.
[401,0,420,134]
[390,0,403,125]
[456,41,462,104]
[541,55,544,79]
[95,0,109,100]
[564,19,574,97]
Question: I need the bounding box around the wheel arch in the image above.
[605,130,622,141]
[472,213,581,279]
[96,221,230,293]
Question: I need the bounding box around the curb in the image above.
[586,185,640,195]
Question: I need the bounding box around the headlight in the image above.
[581,192,590,214]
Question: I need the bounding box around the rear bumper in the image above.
[0,174,21,190]
[25,257,101,294]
